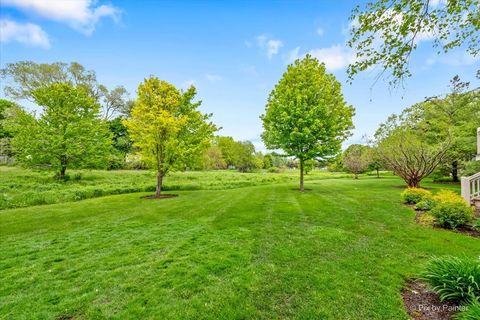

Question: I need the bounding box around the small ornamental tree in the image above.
[377,128,451,187]
[261,55,355,191]
[6,83,112,179]
[124,77,217,197]
[342,144,370,179]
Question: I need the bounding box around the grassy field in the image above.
[0,170,477,319]
[0,167,351,210]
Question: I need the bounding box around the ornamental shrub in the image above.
[401,188,432,204]
[430,202,474,229]
[422,256,480,304]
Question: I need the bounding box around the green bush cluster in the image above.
[401,188,432,204]
[431,203,473,229]
[415,198,436,211]
[456,301,480,320]
[422,256,480,319]
[403,188,476,230]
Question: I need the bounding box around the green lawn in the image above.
[0,173,477,319]
[0,167,349,210]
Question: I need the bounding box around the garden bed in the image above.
[414,210,480,239]
[402,279,461,320]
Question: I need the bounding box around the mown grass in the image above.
[0,174,477,319]
[0,167,349,210]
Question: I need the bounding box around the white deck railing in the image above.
[461,172,480,204]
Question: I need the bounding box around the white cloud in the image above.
[285,44,355,71]
[2,0,121,35]
[0,18,49,48]
[205,74,222,82]
[316,28,324,37]
[266,39,283,59]
[309,45,356,70]
[254,34,283,59]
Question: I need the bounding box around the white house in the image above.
[461,127,480,207]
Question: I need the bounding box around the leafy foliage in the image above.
[417,212,436,227]
[422,256,480,304]
[348,0,480,86]
[430,202,474,229]
[462,161,480,177]
[401,187,432,204]
[261,55,354,191]
[455,301,480,320]
[108,117,133,169]
[377,127,450,187]
[342,144,371,178]
[0,99,16,139]
[415,198,436,211]
[401,76,480,181]
[124,78,217,196]
[433,189,467,205]
[5,83,112,178]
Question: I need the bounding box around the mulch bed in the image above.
[142,194,178,200]
[402,279,461,320]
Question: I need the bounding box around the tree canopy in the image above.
[342,144,371,179]
[348,0,480,86]
[124,77,217,197]
[261,55,355,191]
[375,74,480,182]
[6,83,112,178]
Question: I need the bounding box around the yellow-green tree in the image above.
[124,77,217,197]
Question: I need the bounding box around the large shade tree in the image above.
[261,55,355,191]
[124,77,217,197]
[6,83,112,179]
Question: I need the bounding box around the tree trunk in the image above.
[407,177,421,188]
[451,161,459,182]
[60,165,67,179]
[156,171,163,197]
[354,173,358,179]
[376,168,379,178]
[299,159,304,192]
[59,155,67,180]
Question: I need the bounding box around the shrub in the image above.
[430,202,473,229]
[456,301,480,320]
[462,161,480,177]
[415,198,437,211]
[433,189,466,205]
[422,256,480,304]
[473,219,480,231]
[418,213,436,227]
[268,166,281,173]
[401,188,432,204]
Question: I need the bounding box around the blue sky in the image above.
[1,0,479,151]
